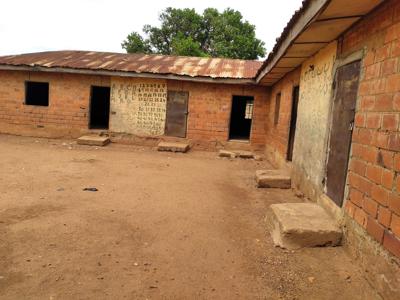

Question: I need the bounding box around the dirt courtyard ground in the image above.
[0,134,380,299]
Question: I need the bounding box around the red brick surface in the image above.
[0,71,269,147]
[0,70,104,133]
[343,0,400,258]
[166,80,268,147]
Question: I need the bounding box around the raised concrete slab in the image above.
[219,150,237,158]
[219,149,255,159]
[77,135,110,146]
[158,141,190,153]
[268,203,342,250]
[237,150,254,159]
[256,170,291,188]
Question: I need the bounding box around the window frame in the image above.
[25,81,50,107]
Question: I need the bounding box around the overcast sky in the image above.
[0,0,303,59]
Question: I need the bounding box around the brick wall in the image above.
[0,70,110,137]
[167,80,268,149]
[342,0,400,258]
[0,70,268,148]
[264,68,301,167]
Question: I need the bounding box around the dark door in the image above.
[287,86,300,161]
[229,96,254,140]
[165,91,189,138]
[326,60,361,207]
[89,86,110,129]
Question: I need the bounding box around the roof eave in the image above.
[0,64,257,85]
[255,0,331,84]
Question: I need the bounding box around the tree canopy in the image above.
[121,8,266,60]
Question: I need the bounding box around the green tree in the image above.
[121,7,265,59]
[121,32,152,54]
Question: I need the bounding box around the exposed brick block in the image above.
[381,58,398,76]
[371,184,389,206]
[349,188,364,207]
[354,112,365,127]
[366,216,385,243]
[350,159,367,176]
[354,207,368,228]
[385,23,400,43]
[349,173,373,195]
[375,44,391,62]
[391,39,400,57]
[372,131,389,148]
[396,175,400,192]
[365,113,381,129]
[360,95,375,111]
[394,92,400,110]
[394,153,400,171]
[363,196,379,217]
[382,113,399,131]
[363,51,375,66]
[378,206,392,227]
[377,149,394,169]
[345,200,357,218]
[391,213,400,236]
[382,169,395,189]
[389,192,400,215]
[386,73,400,93]
[366,165,383,184]
[374,94,393,111]
[388,133,400,151]
[365,63,381,79]
[383,231,400,258]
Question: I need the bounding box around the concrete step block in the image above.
[256,170,291,188]
[77,135,110,146]
[267,203,342,250]
[236,150,254,159]
[219,150,237,158]
[158,141,190,153]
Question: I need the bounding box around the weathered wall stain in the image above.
[292,41,337,195]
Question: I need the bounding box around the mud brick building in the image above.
[0,54,268,149]
[0,0,399,298]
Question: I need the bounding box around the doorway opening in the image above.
[229,96,254,140]
[287,86,300,161]
[89,86,110,129]
[326,60,361,207]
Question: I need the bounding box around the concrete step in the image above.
[219,149,262,160]
[77,135,110,146]
[157,141,190,153]
[267,203,342,250]
[256,170,291,188]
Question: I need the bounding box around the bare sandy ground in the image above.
[0,134,379,299]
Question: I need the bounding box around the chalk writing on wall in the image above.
[110,78,167,136]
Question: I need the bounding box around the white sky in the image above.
[0,0,303,59]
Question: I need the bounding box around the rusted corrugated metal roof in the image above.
[0,50,263,80]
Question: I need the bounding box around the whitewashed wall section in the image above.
[109,77,167,136]
[292,41,337,190]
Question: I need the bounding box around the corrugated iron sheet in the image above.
[0,50,263,79]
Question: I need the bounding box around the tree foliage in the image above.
[122,7,265,59]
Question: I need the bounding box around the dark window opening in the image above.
[287,86,300,161]
[274,93,281,126]
[25,81,49,106]
[89,86,110,129]
[229,95,254,140]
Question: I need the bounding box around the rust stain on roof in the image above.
[0,50,263,79]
